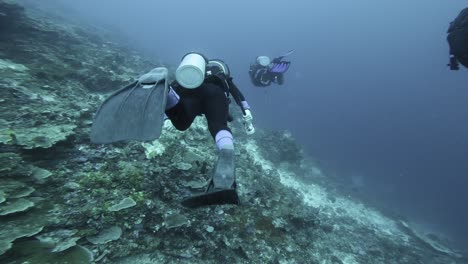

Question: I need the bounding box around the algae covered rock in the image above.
[0,191,5,204]
[181,179,207,189]
[30,166,53,180]
[0,120,13,145]
[0,58,30,104]
[0,180,35,199]
[398,221,463,258]
[36,229,80,252]
[108,197,136,212]
[175,162,192,171]
[0,212,45,255]
[0,152,22,175]
[13,123,77,149]
[164,213,189,229]
[183,147,204,163]
[257,130,303,165]
[141,140,165,159]
[86,226,122,245]
[0,198,34,216]
[5,240,94,264]
[0,58,28,72]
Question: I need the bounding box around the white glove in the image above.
[243,109,253,121]
[243,110,255,135]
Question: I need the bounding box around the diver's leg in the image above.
[201,84,232,146]
[202,84,236,191]
[259,69,272,86]
[215,130,233,150]
[166,87,180,110]
[165,87,198,131]
[179,83,239,207]
[277,73,284,85]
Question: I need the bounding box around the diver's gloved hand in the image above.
[243,109,255,135]
[243,109,253,121]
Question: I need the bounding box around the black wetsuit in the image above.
[249,58,288,87]
[447,8,468,68]
[249,64,272,87]
[165,77,247,138]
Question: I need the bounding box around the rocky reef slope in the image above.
[0,1,466,263]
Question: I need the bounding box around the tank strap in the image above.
[205,74,231,98]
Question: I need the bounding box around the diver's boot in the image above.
[207,148,236,191]
[181,148,239,207]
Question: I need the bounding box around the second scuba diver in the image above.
[249,50,293,87]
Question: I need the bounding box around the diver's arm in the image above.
[228,78,249,114]
[228,78,255,134]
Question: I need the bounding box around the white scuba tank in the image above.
[175,53,207,89]
[256,56,271,67]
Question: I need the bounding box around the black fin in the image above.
[90,81,168,143]
[181,148,239,208]
[181,188,239,208]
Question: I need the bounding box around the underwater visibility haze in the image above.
[1,0,468,263]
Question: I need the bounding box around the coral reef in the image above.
[0,152,55,256]
[0,1,466,264]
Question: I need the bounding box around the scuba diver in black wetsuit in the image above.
[165,52,255,207]
[91,52,255,207]
[447,7,468,70]
[249,50,293,87]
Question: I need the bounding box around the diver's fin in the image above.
[90,67,169,144]
[277,49,294,60]
[211,148,235,189]
[281,49,294,57]
[270,61,291,73]
[181,148,239,208]
[181,188,239,208]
